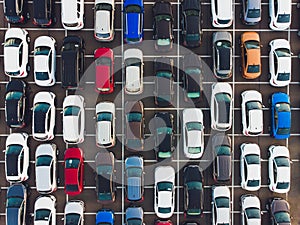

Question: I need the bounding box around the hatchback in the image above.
[3,0,26,23]
[63,200,84,225]
[96,209,114,225]
[64,148,84,196]
[211,0,233,27]
[34,36,56,86]
[241,0,261,25]
[33,0,54,27]
[5,133,29,183]
[211,186,231,225]
[271,92,291,139]
[4,28,29,77]
[269,0,291,30]
[126,207,143,225]
[32,92,56,141]
[266,198,291,225]
[5,80,26,128]
[240,194,261,225]
[61,0,84,30]
[34,195,56,225]
[94,48,114,93]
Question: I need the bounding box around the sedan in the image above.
[125,101,144,151]
[241,32,261,79]
[212,31,233,79]
[240,143,261,191]
[212,134,231,182]
[4,28,29,77]
[241,90,263,136]
[95,101,115,148]
[95,151,116,204]
[35,144,57,194]
[124,0,144,43]
[125,156,144,202]
[269,0,291,30]
[181,0,201,47]
[210,82,233,131]
[211,186,231,225]
[64,148,84,196]
[241,0,261,25]
[124,48,143,95]
[126,207,143,225]
[154,57,174,106]
[63,95,85,144]
[94,47,114,94]
[154,166,175,218]
[32,91,56,141]
[34,36,56,86]
[268,145,290,193]
[94,0,114,41]
[271,92,291,139]
[34,195,56,225]
[5,133,29,183]
[6,184,27,225]
[183,165,203,217]
[182,53,202,102]
[5,80,26,128]
[64,200,84,225]
[153,112,175,161]
[240,194,261,225]
[266,198,291,225]
[182,108,204,159]
[269,39,291,87]
[153,0,174,51]
[96,209,114,225]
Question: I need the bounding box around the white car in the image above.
[34,36,56,86]
[5,133,29,183]
[269,0,291,30]
[124,48,143,95]
[269,39,291,87]
[240,194,261,225]
[95,102,115,148]
[241,90,263,136]
[4,28,29,77]
[64,200,84,225]
[61,0,84,30]
[211,82,233,131]
[32,92,56,141]
[240,143,261,191]
[94,0,115,41]
[35,144,57,194]
[182,108,204,159]
[63,95,85,144]
[211,0,233,28]
[268,145,291,193]
[34,195,56,225]
[211,186,231,225]
[154,166,175,219]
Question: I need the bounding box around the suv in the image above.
[3,0,26,23]
[61,0,84,30]
[61,36,84,89]
[33,0,55,27]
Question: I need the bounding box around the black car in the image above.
[5,80,26,128]
[3,0,26,23]
[181,0,201,47]
[153,112,175,161]
[266,198,291,225]
[61,36,85,89]
[6,184,27,225]
[33,0,55,27]
[154,57,174,106]
[153,0,174,52]
[183,165,204,217]
[182,53,202,102]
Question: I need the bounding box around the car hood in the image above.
[35,55,49,72]
[127,177,142,200]
[36,167,51,191]
[187,130,201,147]
[4,47,19,72]
[96,10,111,34]
[126,13,141,38]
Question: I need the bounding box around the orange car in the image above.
[241,32,261,79]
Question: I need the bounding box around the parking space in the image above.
[0,0,300,224]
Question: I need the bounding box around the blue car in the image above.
[124,0,144,43]
[96,209,114,225]
[271,92,291,139]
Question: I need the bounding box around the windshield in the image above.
[245,154,260,164]
[216,40,231,48]
[35,209,51,221]
[186,34,200,41]
[6,91,22,100]
[185,68,201,75]
[127,218,142,225]
[215,197,229,208]
[245,40,260,49]
[66,213,81,225]
[127,112,142,122]
[4,38,21,47]
[157,39,171,46]
[277,128,290,135]
[188,147,201,154]
[274,157,290,167]
[158,207,171,213]
[247,65,260,73]
[34,46,50,56]
[96,57,111,66]
[186,181,202,190]
[36,155,52,167]
[247,9,260,18]
[247,180,259,187]
[277,14,290,23]
[34,103,50,113]
[157,182,173,191]
[6,197,23,208]
[125,5,142,13]
[65,159,80,169]
[97,165,112,175]
[275,103,290,112]
[157,71,172,78]
[127,167,142,177]
[246,101,262,110]
[6,144,23,155]
[97,112,112,122]
[95,3,112,11]
[186,122,202,131]
[216,146,231,156]
[277,73,290,81]
[274,211,291,223]
[245,207,260,219]
[64,106,80,116]
[35,72,50,81]
[276,182,290,189]
[275,48,291,57]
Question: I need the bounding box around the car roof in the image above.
[62,0,79,23]
[247,0,261,9]
[6,80,25,93]
[153,1,172,17]
[33,0,48,19]
[96,10,111,34]
[219,47,231,70]
[154,57,173,73]
[278,111,291,128]
[215,0,232,18]
[184,165,202,183]
[182,0,200,11]
[217,155,231,181]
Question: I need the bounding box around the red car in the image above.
[94,48,114,94]
[155,220,173,225]
[64,148,84,196]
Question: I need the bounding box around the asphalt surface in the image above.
[0,0,300,224]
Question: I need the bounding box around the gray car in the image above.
[266,198,291,225]
[242,0,261,25]
[125,156,144,202]
[212,133,232,182]
[212,32,233,79]
[125,207,144,225]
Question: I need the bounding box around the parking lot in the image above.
[0,0,300,224]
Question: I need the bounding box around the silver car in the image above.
[241,0,261,25]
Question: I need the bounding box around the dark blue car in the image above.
[96,209,114,225]
[271,92,291,139]
[124,0,144,43]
